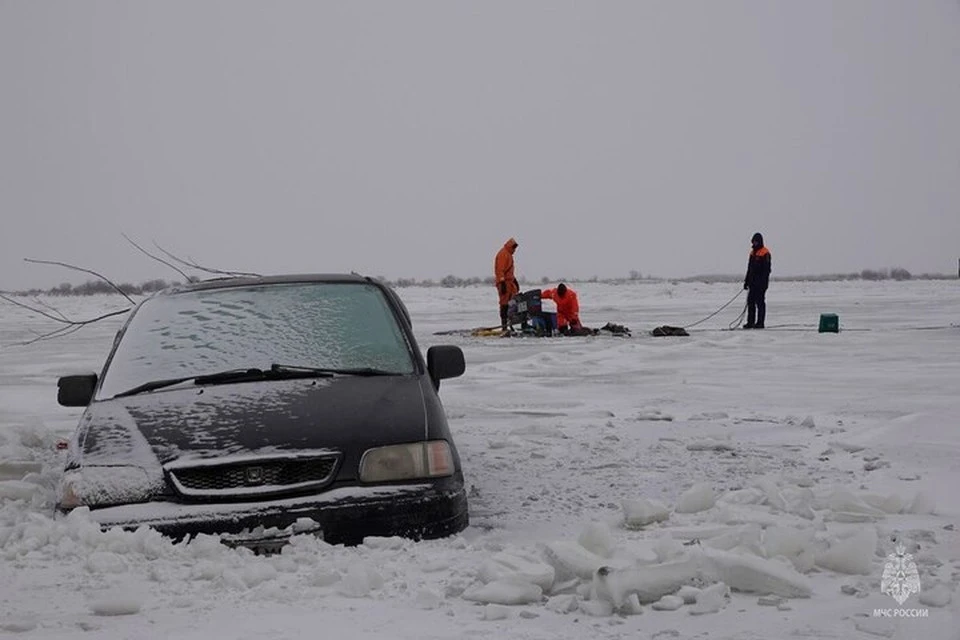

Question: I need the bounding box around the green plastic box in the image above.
[818,313,839,333]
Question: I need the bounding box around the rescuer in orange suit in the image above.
[494,238,520,330]
[541,283,582,335]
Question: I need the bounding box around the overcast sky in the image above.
[1,1,958,290]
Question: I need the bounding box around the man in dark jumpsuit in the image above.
[743,232,771,329]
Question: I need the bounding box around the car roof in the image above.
[160,273,377,295]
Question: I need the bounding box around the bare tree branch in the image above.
[23,258,137,304]
[122,233,193,282]
[0,293,130,326]
[152,241,262,278]
[12,324,85,347]
[31,297,70,322]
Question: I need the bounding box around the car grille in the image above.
[167,454,340,500]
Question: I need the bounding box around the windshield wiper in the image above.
[112,368,267,399]
[269,364,400,377]
[112,364,397,399]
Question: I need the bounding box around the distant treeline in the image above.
[6,267,955,297]
[10,278,186,297]
[379,267,955,288]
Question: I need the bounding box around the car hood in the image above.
[75,376,428,467]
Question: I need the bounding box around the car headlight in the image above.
[57,466,165,509]
[359,441,454,483]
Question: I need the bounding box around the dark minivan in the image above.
[55,274,468,550]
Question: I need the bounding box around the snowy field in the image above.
[1,279,959,639]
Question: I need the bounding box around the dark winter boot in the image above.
[744,305,756,329]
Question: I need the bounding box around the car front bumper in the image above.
[80,479,469,547]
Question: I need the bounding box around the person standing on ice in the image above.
[743,232,771,329]
[541,283,584,335]
[494,237,520,331]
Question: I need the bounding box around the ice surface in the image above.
[2,282,960,639]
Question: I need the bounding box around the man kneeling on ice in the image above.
[541,283,593,336]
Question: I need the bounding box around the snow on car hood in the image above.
[76,376,428,467]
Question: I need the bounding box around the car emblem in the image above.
[245,466,264,485]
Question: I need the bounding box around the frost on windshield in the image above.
[98,283,414,398]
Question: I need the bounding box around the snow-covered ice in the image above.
[1,280,960,639]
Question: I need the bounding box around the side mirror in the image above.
[426,345,465,389]
[58,373,98,407]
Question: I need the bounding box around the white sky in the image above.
[1,1,959,289]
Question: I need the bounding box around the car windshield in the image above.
[97,281,415,399]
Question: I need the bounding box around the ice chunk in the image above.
[479,551,556,591]
[241,563,279,589]
[674,483,716,514]
[578,522,614,558]
[918,583,953,608]
[651,595,684,611]
[541,540,609,580]
[762,526,814,561]
[718,488,767,506]
[308,568,341,587]
[653,536,687,563]
[88,590,144,616]
[483,604,513,620]
[701,548,813,598]
[815,527,877,575]
[85,552,128,574]
[827,489,886,517]
[620,593,644,615]
[828,440,865,453]
[860,493,906,515]
[618,540,661,565]
[546,594,579,613]
[578,599,614,617]
[463,580,542,605]
[337,563,383,597]
[592,557,703,606]
[676,585,701,604]
[905,492,935,515]
[753,479,787,512]
[622,498,670,528]
[362,535,406,550]
[689,581,729,615]
[800,416,816,429]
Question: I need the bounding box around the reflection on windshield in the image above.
[98,282,415,399]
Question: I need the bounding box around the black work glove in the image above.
[498,281,506,295]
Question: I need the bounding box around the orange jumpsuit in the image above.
[541,287,581,330]
[494,238,519,306]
